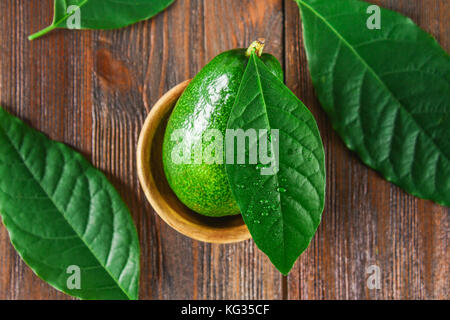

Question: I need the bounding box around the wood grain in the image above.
[0,0,93,300]
[284,0,449,299]
[0,0,447,300]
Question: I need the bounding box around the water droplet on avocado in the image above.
[162,45,283,217]
[276,187,286,193]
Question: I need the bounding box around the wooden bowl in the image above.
[137,80,251,244]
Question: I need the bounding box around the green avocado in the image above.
[162,41,283,217]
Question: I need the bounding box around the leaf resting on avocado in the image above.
[226,52,326,274]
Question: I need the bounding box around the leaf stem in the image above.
[246,38,266,57]
[28,24,57,41]
[28,0,89,41]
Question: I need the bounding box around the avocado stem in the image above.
[246,39,266,57]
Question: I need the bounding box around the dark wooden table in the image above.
[0,0,448,300]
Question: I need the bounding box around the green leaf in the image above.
[0,107,140,300]
[225,52,326,274]
[29,0,175,40]
[296,0,450,206]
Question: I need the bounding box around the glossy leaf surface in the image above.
[29,0,174,40]
[0,107,140,300]
[297,0,450,206]
[226,53,326,274]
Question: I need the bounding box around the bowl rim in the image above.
[137,80,251,244]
